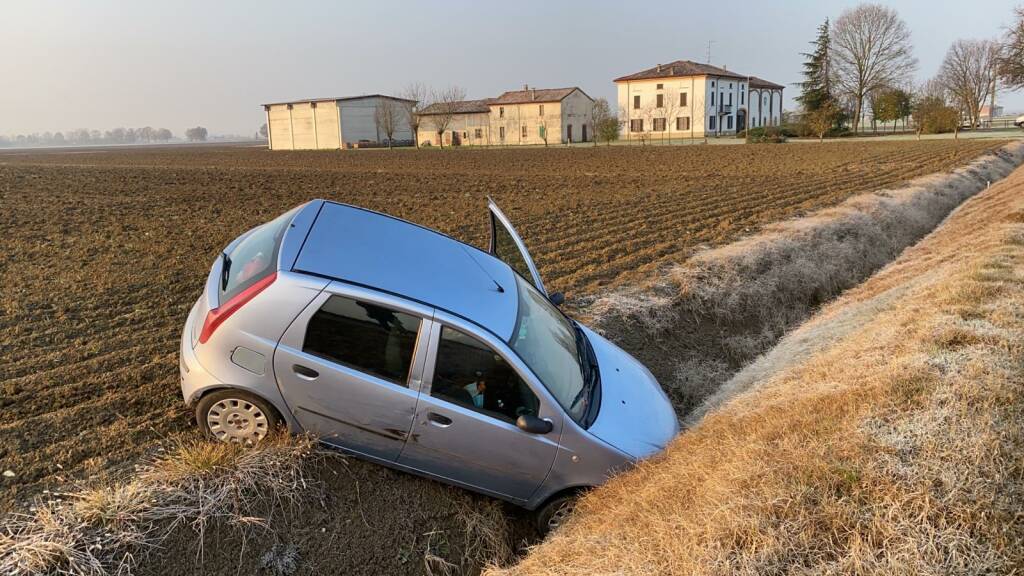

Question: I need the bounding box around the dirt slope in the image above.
[491,157,1024,575]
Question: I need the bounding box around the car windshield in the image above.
[508,274,586,422]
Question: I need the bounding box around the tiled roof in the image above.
[748,76,785,89]
[418,98,494,115]
[490,87,582,104]
[614,60,748,82]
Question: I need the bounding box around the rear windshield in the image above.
[220,208,297,303]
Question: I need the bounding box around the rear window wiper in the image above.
[220,252,232,292]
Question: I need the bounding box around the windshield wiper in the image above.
[569,323,599,413]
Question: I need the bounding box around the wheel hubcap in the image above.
[207,398,268,444]
[547,500,574,532]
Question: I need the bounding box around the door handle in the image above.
[426,412,453,427]
[292,364,319,380]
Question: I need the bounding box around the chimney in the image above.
[523,83,529,90]
[657,63,662,72]
[531,88,536,100]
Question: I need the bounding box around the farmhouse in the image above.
[614,60,784,140]
[417,99,494,147]
[263,94,415,150]
[416,86,595,147]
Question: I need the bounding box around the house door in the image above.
[452,131,461,146]
[566,124,573,143]
[582,124,588,142]
[737,110,746,133]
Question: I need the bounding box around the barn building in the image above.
[614,60,784,140]
[263,95,415,150]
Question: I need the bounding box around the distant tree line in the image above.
[796,3,1024,139]
[0,126,174,148]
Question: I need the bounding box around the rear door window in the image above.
[303,296,421,386]
[221,208,296,303]
[430,326,539,423]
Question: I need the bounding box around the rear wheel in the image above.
[196,390,280,445]
[535,494,577,535]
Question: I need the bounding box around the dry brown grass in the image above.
[0,434,326,575]
[490,159,1024,574]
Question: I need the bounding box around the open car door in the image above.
[488,198,547,296]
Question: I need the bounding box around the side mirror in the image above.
[548,292,565,307]
[516,414,553,434]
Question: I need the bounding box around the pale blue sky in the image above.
[1,0,1019,136]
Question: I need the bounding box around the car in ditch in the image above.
[178,198,679,532]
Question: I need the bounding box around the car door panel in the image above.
[397,318,562,502]
[273,286,432,462]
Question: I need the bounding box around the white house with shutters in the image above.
[614,60,784,140]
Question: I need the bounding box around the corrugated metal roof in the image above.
[293,201,519,340]
[260,94,417,107]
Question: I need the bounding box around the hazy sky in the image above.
[2,0,1021,137]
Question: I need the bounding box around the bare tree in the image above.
[831,3,917,132]
[939,39,999,129]
[374,98,401,149]
[660,92,681,144]
[999,7,1024,90]
[399,82,429,148]
[428,86,466,149]
[590,98,613,146]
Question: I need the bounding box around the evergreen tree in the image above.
[797,19,833,112]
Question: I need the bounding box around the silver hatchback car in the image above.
[179,199,678,531]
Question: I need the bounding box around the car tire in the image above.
[196,389,280,445]
[535,494,577,535]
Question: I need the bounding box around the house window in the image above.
[538,125,545,138]
[709,116,716,130]
[740,91,745,105]
[499,126,505,139]
[630,119,643,132]
[711,92,715,106]
[680,92,687,107]
[728,93,732,106]
[633,95,641,109]
[656,83,664,89]
[474,128,483,139]
[539,104,544,116]
[656,94,664,108]
[711,81,715,87]
[521,125,528,138]
[676,116,690,131]
[726,116,733,130]
[652,118,666,131]
[499,107,505,118]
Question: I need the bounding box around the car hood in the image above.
[581,326,679,459]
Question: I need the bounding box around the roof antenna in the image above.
[460,245,505,293]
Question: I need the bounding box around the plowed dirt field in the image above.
[0,140,1006,512]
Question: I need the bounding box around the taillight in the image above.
[198,272,277,344]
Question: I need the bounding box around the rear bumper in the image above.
[180,298,222,406]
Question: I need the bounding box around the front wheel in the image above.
[535,494,577,535]
[196,390,280,445]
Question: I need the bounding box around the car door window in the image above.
[303,295,421,386]
[430,326,539,423]
[491,215,534,284]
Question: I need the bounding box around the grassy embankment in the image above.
[492,158,1024,574]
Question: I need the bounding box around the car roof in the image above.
[292,200,520,340]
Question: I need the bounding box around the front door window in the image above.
[430,326,539,423]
